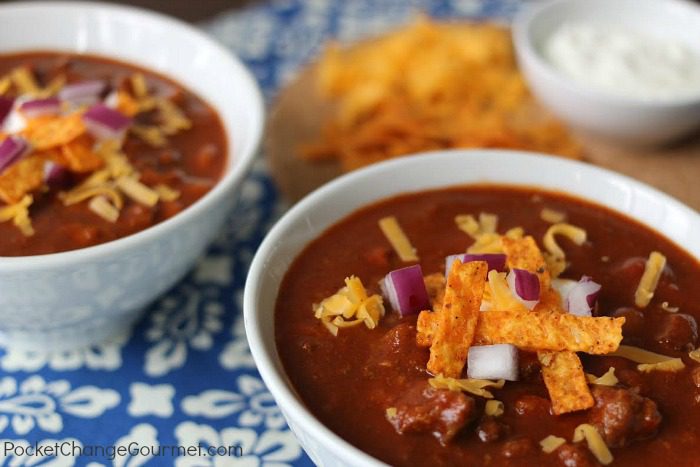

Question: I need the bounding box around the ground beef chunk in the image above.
[653,313,698,352]
[500,437,537,458]
[514,394,551,417]
[364,323,425,377]
[556,443,600,467]
[476,417,509,443]
[387,382,476,445]
[611,307,645,345]
[589,386,662,447]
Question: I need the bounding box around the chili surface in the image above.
[0,52,227,256]
[276,186,700,466]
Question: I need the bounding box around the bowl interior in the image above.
[0,1,263,176]
[245,149,700,465]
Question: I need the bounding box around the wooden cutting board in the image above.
[267,63,700,211]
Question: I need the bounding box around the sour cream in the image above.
[543,22,700,100]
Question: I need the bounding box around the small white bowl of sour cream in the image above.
[513,0,700,145]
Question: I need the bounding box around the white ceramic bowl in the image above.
[512,0,700,145]
[0,2,264,350]
[245,149,700,466]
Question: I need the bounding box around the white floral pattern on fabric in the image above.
[127,384,175,418]
[0,376,119,435]
[0,332,129,373]
[182,375,285,430]
[112,424,159,467]
[0,437,82,466]
[174,422,301,467]
[144,283,225,377]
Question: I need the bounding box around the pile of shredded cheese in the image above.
[428,375,505,399]
[313,276,385,336]
[0,68,188,234]
[455,212,524,254]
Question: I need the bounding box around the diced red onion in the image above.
[445,253,506,277]
[565,276,602,317]
[467,344,518,381]
[58,80,106,105]
[82,103,131,140]
[380,264,430,317]
[551,278,577,308]
[0,96,13,125]
[0,136,29,174]
[19,97,61,118]
[507,268,540,310]
[43,161,69,187]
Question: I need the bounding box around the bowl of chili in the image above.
[245,149,700,466]
[0,2,263,350]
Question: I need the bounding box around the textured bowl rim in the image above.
[245,148,700,467]
[512,0,700,108]
[0,1,264,269]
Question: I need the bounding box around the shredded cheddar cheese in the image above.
[487,270,526,311]
[540,435,566,454]
[131,125,167,147]
[485,399,504,417]
[689,348,700,363]
[0,76,10,95]
[428,375,505,399]
[455,214,481,238]
[607,344,685,372]
[154,184,180,202]
[540,208,567,224]
[88,196,119,223]
[10,67,41,96]
[609,345,676,364]
[313,276,385,335]
[573,424,613,465]
[638,358,685,373]
[378,216,418,262]
[478,212,498,234]
[634,251,667,308]
[660,301,679,313]
[0,194,34,236]
[586,367,618,386]
[455,213,527,255]
[542,223,586,277]
[116,176,159,207]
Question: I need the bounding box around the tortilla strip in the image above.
[427,260,487,377]
[475,308,623,354]
[0,156,45,204]
[502,236,593,414]
[502,236,550,289]
[417,308,623,354]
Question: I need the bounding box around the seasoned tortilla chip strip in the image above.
[417,308,624,354]
[474,308,623,354]
[417,309,438,347]
[0,156,45,204]
[60,135,103,172]
[427,260,487,377]
[540,351,594,414]
[502,235,550,289]
[424,272,446,307]
[502,236,592,414]
[21,114,85,150]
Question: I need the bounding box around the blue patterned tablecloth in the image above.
[0,1,520,465]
